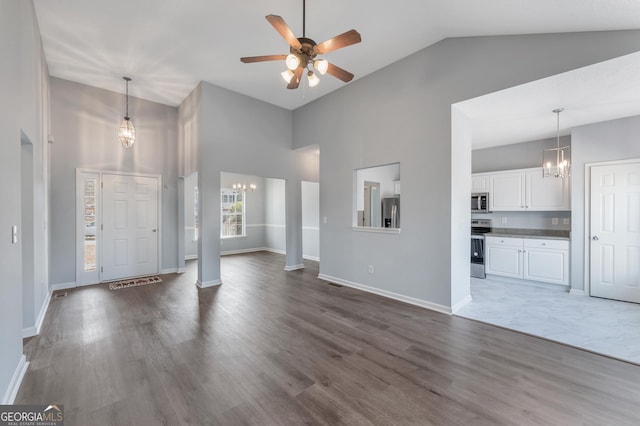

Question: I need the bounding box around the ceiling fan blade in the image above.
[315,29,361,54]
[326,62,354,83]
[287,67,304,89]
[240,54,287,63]
[266,15,302,49]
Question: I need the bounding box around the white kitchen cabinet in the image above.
[485,236,569,285]
[525,170,570,211]
[489,172,525,210]
[471,174,490,193]
[485,237,522,279]
[486,167,569,211]
[523,239,569,285]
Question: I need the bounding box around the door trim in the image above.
[76,168,163,286]
[584,157,640,297]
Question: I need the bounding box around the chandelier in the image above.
[118,77,136,148]
[543,108,570,178]
[232,181,257,192]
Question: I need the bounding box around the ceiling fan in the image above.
[240,0,361,89]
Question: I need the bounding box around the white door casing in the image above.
[102,173,159,281]
[590,162,640,303]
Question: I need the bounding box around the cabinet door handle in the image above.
[593,235,599,241]
[541,242,546,246]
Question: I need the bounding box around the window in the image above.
[221,189,245,237]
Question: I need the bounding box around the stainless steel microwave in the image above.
[471,192,490,213]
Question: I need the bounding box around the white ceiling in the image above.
[33,0,640,112]
[456,51,640,148]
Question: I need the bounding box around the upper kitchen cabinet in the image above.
[471,173,490,193]
[485,167,570,211]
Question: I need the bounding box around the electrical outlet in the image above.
[368,265,374,274]
[563,218,570,225]
[552,218,559,225]
[501,217,508,224]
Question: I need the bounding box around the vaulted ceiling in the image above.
[33,0,640,111]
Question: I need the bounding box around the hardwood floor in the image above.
[17,252,640,425]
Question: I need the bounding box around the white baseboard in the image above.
[264,248,286,255]
[221,247,267,256]
[184,254,198,260]
[160,268,178,274]
[284,264,304,271]
[196,279,222,288]
[317,274,452,315]
[51,282,76,291]
[2,355,28,404]
[303,255,320,262]
[569,288,586,296]
[451,294,472,314]
[23,288,53,338]
[177,267,186,273]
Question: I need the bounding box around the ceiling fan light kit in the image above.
[240,0,361,90]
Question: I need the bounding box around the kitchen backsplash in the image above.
[471,211,571,230]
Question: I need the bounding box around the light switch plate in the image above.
[11,225,17,244]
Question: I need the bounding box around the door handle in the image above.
[592,235,599,241]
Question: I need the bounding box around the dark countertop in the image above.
[486,228,570,240]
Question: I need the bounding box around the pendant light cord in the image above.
[302,0,306,38]
[125,79,129,119]
[123,76,131,120]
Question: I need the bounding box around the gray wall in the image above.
[571,115,640,292]
[472,136,571,173]
[187,82,318,285]
[50,78,179,283]
[0,0,50,402]
[293,31,640,310]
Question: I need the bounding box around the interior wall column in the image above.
[284,178,304,270]
[196,170,221,287]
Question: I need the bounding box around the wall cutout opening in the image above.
[354,163,400,230]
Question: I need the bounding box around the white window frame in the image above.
[221,189,246,238]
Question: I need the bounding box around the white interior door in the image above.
[102,174,159,281]
[590,162,640,303]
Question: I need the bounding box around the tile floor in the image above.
[456,277,640,365]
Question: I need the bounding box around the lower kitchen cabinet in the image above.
[485,236,569,285]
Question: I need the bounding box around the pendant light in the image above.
[118,77,136,148]
[542,108,570,178]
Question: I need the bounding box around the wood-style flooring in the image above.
[17,252,640,425]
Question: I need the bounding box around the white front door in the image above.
[590,162,640,303]
[102,174,159,281]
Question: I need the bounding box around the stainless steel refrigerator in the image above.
[382,197,400,228]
